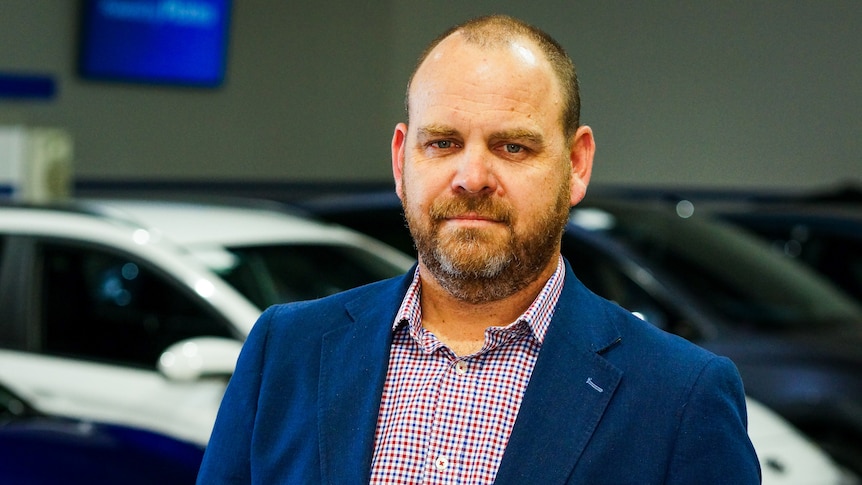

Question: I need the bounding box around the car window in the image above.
[797,233,862,303]
[38,242,234,368]
[0,235,30,351]
[315,207,416,258]
[216,244,407,309]
[736,223,862,303]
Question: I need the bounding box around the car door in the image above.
[0,236,239,445]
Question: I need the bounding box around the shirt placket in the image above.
[425,353,477,484]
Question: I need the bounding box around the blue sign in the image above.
[78,0,232,88]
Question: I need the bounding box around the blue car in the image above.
[0,383,204,485]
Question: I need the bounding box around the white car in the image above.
[0,198,414,445]
[747,396,857,484]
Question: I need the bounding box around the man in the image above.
[197,15,761,484]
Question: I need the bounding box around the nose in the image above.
[451,148,497,195]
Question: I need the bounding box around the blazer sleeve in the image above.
[196,307,274,484]
[666,355,761,484]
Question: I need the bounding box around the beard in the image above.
[402,180,571,304]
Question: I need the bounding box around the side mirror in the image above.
[157,337,243,381]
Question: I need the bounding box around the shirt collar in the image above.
[392,255,565,345]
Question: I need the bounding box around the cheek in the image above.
[400,170,433,220]
[512,171,570,220]
[402,163,450,203]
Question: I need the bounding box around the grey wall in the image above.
[1,1,859,192]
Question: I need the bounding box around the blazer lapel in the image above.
[495,265,623,484]
[317,273,412,485]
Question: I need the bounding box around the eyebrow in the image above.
[490,129,545,146]
[416,125,460,139]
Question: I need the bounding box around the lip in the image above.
[444,212,504,225]
[451,212,496,221]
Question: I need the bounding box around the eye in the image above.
[504,144,523,153]
[432,140,453,149]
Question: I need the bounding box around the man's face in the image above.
[393,34,589,303]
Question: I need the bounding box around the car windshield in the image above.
[192,243,408,309]
[572,201,862,328]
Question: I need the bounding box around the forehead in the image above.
[408,34,562,127]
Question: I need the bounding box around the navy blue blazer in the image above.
[197,261,760,484]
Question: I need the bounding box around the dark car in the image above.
[299,190,862,472]
[0,383,204,485]
[713,203,862,303]
[587,184,862,303]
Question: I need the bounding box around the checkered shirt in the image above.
[369,256,565,484]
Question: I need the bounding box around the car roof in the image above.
[72,198,377,248]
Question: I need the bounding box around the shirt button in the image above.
[455,361,467,375]
[434,456,449,471]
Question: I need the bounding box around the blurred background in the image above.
[1,0,859,194]
[2,2,861,483]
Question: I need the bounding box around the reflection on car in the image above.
[0,198,415,445]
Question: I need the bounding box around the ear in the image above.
[568,125,595,206]
[391,122,408,201]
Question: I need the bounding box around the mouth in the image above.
[440,212,508,232]
[438,211,508,230]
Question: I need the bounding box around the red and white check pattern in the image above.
[369,257,564,484]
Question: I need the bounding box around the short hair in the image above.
[405,15,581,138]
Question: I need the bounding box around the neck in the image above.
[417,258,556,354]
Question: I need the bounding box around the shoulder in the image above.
[558,259,737,386]
[607,306,758,481]
[602,291,734,383]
